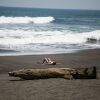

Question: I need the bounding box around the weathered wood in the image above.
[8,67,97,80]
[72,66,97,79]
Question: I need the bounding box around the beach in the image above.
[0,6,100,100]
[0,49,100,100]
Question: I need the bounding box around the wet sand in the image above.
[0,49,100,100]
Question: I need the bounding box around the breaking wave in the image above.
[0,16,55,24]
[0,29,100,45]
[0,29,100,56]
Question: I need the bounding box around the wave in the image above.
[0,29,100,55]
[0,29,100,45]
[0,16,55,24]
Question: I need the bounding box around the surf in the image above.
[0,29,100,44]
[0,16,55,24]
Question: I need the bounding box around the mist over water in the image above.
[0,7,100,56]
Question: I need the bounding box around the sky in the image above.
[0,0,100,10]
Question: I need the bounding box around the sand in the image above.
[0,49,100,100]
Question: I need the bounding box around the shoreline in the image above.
[0,48,100,74]
[0,48,100,56]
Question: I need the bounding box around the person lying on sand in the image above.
[42,58,56,65]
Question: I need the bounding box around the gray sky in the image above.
[0,0,100,10]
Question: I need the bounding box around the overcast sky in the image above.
[0,0,100,10]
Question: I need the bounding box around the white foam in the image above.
[0,29,100,55]
[0,16,55,24]
[0,29,100,45]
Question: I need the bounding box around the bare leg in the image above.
[47,58,52,62]
[42,58,49,64]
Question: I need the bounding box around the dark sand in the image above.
[0,49,100,100]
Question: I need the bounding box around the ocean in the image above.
[0,6,100,56]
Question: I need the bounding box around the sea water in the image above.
[0,7,100,56]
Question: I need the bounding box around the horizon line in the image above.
[0,6,100,11]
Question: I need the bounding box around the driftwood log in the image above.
[8,67,97,80]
